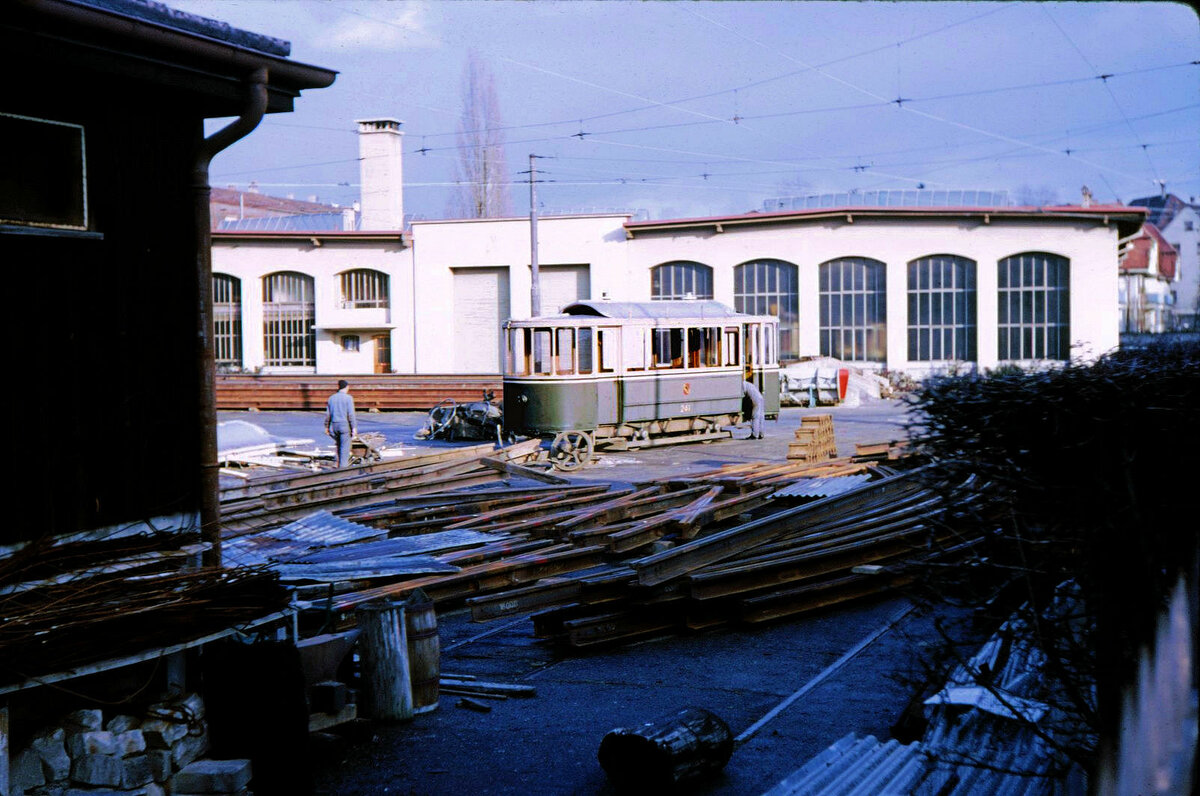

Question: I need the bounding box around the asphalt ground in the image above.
[217,399,974,795]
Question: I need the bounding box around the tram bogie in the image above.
[502,300,780,468]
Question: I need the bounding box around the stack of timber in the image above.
[226,442,977,649]
[218,438,550,535]
[215,373,502,411]
[787,414,837,461]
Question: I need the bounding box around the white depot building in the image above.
[212,118,1145,379]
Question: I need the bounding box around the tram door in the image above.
[595,326,622,424]
[743,322,781,415]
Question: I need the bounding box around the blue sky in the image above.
[170,0,1199,220]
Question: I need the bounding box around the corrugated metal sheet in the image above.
[223,510,504,582]
[773,475,873,499]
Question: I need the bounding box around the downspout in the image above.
[194,67,268,568]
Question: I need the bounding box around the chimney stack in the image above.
[356,118,404,230]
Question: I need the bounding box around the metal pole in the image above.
[529,153,541,318]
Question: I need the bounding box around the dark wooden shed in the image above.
[1,0,335,548]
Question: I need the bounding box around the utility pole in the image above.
[523,154,548,317]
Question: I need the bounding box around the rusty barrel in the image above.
[404,589,440,714]
[598,706,734,790]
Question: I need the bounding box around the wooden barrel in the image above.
[355,601,413,722]
[598,706,734,790]
[404,589,440,714]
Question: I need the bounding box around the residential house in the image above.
[1118,223,1179,333]
[1130,193,1200,329]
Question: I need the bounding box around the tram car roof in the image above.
[508,300,777,325]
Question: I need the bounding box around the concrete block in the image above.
[61,709,103,732]
[309,680,348,714]
[12,747,46,791]
[31,727,72,781]
[70,753,122,787]
[121,753,155,788]
[170,732,209,769]
[66,730,118,757]
[115,729,147,757]
[172,759,253,794]
[146,749,174,782]
[140,719,188,749]
[105,714,141,733]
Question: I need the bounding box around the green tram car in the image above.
[502,300,781,469]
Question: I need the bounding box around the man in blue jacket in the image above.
[324,379,358,467]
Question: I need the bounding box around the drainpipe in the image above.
[194,67,268,568]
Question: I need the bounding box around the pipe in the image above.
[194,67,269,568]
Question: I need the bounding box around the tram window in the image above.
[705,327,721,367]
[724,328,739,366]
[687,328,702,368]
[509,329,529,375]
[598,328,618,373]
[578,328,594,374]
[624,328,646,371]
[653,328,684,369]
[533,329,553,375]
[556,328,575,375]
[764,325,776,365]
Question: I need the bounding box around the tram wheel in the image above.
[551,430,593,471]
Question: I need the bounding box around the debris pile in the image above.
[217,441,978,650]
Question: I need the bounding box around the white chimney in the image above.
[356,118,404,230]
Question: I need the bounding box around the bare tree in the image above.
[449,54,512,218]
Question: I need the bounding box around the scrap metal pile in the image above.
[221,442,987,649]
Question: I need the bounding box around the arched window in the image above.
[907,255,977,362]
[735,259,799,360]
[339,268,389,309]
[263,271,315,368]
[651,261,713,300]
[819,257,887,362]
[998,253,1070,361]
[212,273,242,369]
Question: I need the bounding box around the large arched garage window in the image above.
[735,259,799,360]
[262,271,316,368]
[998,252,1070,361]
[651,261,713,300]
[819,257,887,362]
[212,273,242,370]
[907,255,977,362]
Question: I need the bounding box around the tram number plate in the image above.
[680,403,692,413]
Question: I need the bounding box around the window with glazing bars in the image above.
[735,259,799,360]
[907,255,977,361]
[651,261,713,300]
[340,269,389,308]
[212,273,242,369]
[998,253,1070,361]
[263,272,316,367]
[819,258,887,362]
